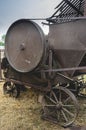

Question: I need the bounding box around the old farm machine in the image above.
[1,0,86,127]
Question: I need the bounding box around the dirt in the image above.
[0,82,86,130]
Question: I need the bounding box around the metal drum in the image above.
[5,19,46,73]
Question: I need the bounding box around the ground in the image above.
[0,82,86,130]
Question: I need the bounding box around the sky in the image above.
[0,0,61,38]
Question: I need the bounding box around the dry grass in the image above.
[0,82,64,130]
[0,82,86,130]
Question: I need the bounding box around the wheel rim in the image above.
[3,82,19,98]
[11,84,18,97]
[3,82,12,94]
[42,86,79,127]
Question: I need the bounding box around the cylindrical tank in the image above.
[5,19,47,73]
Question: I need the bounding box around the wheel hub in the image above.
[56,102,63,109]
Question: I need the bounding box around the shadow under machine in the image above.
[1,0,86,127]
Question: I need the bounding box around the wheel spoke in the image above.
[57,111,60,121]
[44,105,56,107]
[51,91,59,103]
[62,105,74,107]
[64,97,71,104]
[61,110,68,122]
[62,107,74,117]
[59,87,61,102]
[46,95,57,104]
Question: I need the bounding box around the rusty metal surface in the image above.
[5,19,45,73]
[5,78,51,92]
[41,66,86,72]
[49,19,86,76]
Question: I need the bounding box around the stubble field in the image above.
[0,82,86,130]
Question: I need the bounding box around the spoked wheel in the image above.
[3,81,20,98]
[42,86,79,127]
[78,85,86,98]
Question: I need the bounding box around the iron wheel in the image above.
[3,81,20,98]
[42,86,79,127]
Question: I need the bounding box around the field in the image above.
[0,82,86,130]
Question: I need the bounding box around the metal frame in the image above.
[47,0,85,23]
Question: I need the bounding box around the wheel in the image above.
[42,86,79,127]
[78,86,86,98]
[3,82,20,98]
[75,75,86,98]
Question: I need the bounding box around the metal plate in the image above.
[5,19,45,72]
[49,19,86,76]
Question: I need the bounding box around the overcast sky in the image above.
[0,0,61,37]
